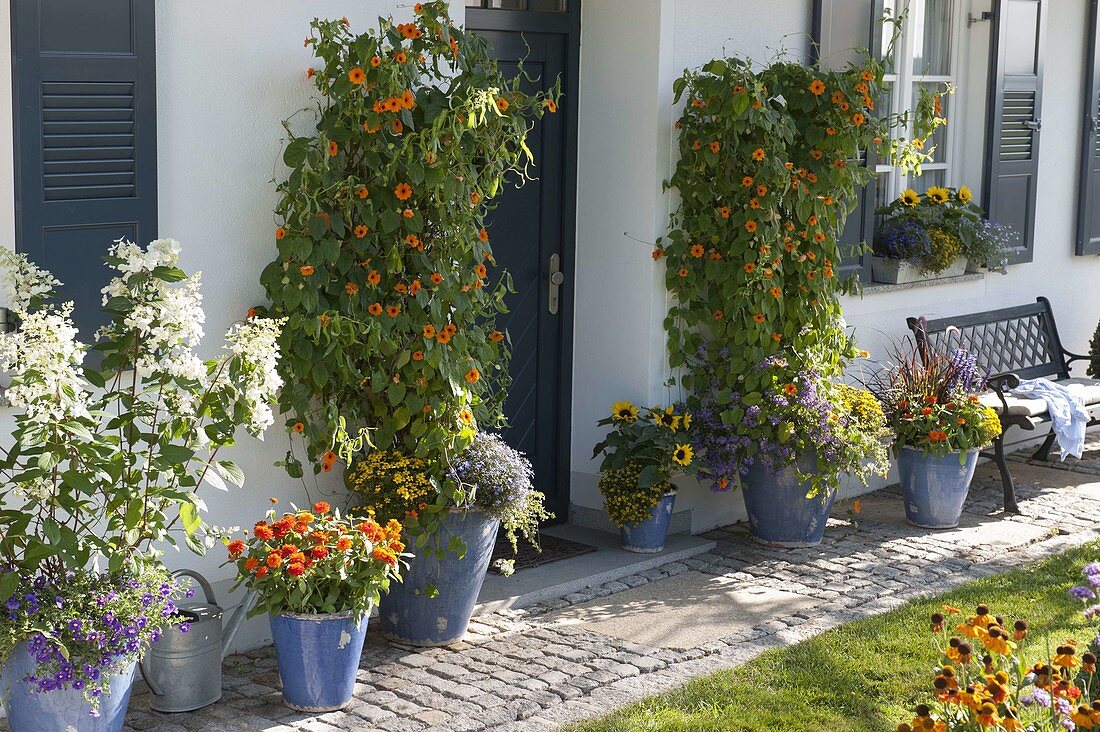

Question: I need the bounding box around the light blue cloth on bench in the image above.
[1010,378,1089,460]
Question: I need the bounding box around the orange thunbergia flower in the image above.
[328,141,338,157]
[401,208,414,219]
[831,90,845,104]
[809,79,826,95]
[709,141,720,153]
[769,286,782,299]
[363,119,380,134]
[354,224,368,239]
[826,127,836,136]
[409,279,421,295]
[395,183,413,200]
[299,265,315,277]
[306,67,315,79]
[811,149,823,160]
[678,267,689,277]
[742,176,754,187]
[345,282,359,296]
[436,330,452,344]
[292,421,305,433]
[652,247,664,260]
[478,228,490,243]
[422,324,437,339]
[405,234,421,249]
[496,97,510,112]
[391,119,404,134]
[708,251,722,261]
[367,270,381,285]
[755,184,768,197]
[430,273,444,286]
[412,350,424,361]
[394,283,408,295]
[348,67,365,84]
[744,220,758,233]
[458,409,474,424]
[465,368,480,383]
[386,305,400,317]
[718,207,732,220]
[713,310,724,320]
[852,112,866,125]
[783,383,798,396]
[752,148,765,161]
[471,192,482,205]
[744,263,756,273]
[356,185,369,199]
[395,51,407,63]
[771,332,782,342]
[368,302,383,316]
[752,313,766,324]
[490,330,504,343]
[690,244,705,258]
[275,226,287,241]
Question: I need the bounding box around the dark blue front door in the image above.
[468,4,578,520]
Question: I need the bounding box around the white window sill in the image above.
[857,272,984,296]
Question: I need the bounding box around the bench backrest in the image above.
[906,297,1070,381]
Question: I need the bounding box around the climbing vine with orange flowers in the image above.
[259,2,559,477]
[661,52,944,492]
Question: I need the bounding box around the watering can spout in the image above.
[222,591,258,659]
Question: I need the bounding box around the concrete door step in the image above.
[474,524,717,615]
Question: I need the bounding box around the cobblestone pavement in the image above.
[53,458,1100,730]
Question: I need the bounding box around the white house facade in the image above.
[0,0,1096,649]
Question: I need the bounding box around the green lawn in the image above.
[568,542,1099,732]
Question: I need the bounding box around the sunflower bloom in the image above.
[672,444,694,466]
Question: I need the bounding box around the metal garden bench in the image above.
[906,297,1100,514]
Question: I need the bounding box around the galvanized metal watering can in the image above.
[138,569,255,713]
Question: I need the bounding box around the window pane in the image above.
[880,0,898,62]
[914,82,949,164]
[485,0,526,8]
[911,169,946,192]
[912,0,952,76]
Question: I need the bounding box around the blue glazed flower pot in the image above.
[897,446,979,529]
[0,642,136,732]
[741,455,835,547]
[619,492,676,553]
[269,610,368,712]
[379,509,499,647]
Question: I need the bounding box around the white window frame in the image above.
[875,0,968,203]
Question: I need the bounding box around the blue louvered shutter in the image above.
[812,0,883,283]
[983,0,1046,264]
[12,0,157,338]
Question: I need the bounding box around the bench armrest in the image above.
[985,372,1021,414]
[1063,350,1100,366]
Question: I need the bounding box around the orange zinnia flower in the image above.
[395,182,413,200]
[336,536,354,551]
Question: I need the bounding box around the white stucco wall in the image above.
[569,0,1100,533]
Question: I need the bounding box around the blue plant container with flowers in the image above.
[619,492,677,553]
[368,432,549,647]
[873,341,1002,530]
[269,611,369,712]
[693,354,891,548]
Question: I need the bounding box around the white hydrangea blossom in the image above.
[222,317,286,436]
[0,303,90,424]
[0,248,61,317]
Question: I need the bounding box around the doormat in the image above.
[490,532,597,574]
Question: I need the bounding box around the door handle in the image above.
[548,253,565,315]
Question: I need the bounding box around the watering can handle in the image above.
[138,657,165,698]
[172,569,217,606]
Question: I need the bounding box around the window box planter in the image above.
[872,256,967,285]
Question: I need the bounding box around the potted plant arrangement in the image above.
[223,502,404,711]
[347,433,550,646]
[0,241,283,731]
[260,2,559,648]
[592,401,695,552]
[872,342,1002,528]
[659,50,929,545]
[872,185,1019,283]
